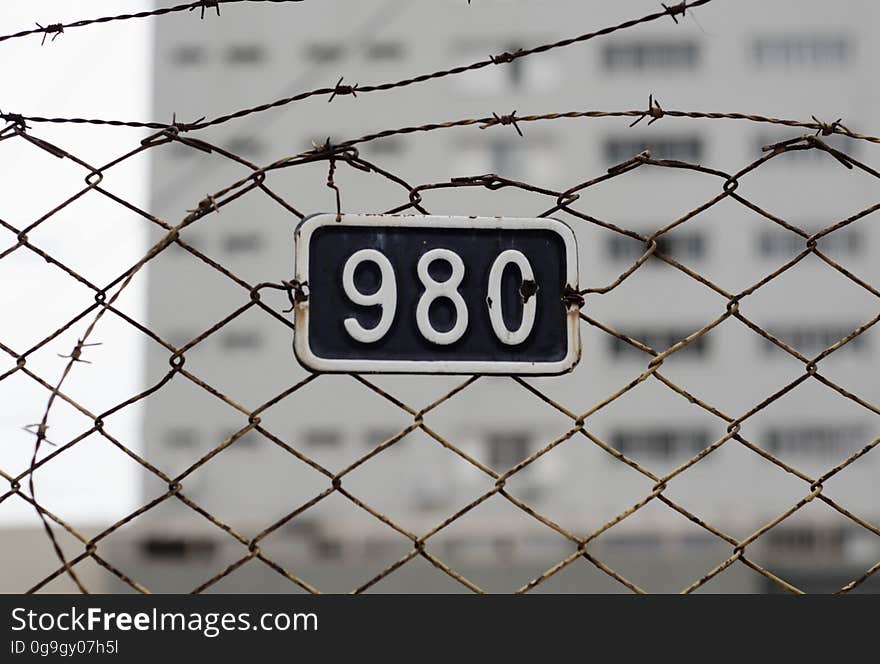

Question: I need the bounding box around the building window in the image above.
[602,40,700,71]
[304,429,342,448]
[140,537,216,560]
[607,231,706,263]
[226,44,265,64]
[610,328,710,358]
[220,330,263,351]
[610,427,710,458]
[365,42,405,61]
[762,324,868,355]
[305,43,344,63]
[222,232,263,254]
[603,135,704,164]
[164,427,198,448]
[224,136,264,158]
[764,425,865,457]
[171,45,204,66]
[752,36,851,68]
[487,432,531,469]
[765,527,844,558]
[757,227,863,259]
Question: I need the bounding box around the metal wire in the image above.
[1,2,879,595]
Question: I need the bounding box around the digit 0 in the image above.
[487,250,537,345]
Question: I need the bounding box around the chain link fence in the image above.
[1,0,879,594]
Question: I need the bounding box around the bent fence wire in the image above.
[1,1,879,594]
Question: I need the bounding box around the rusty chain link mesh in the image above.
[1,0,879,595]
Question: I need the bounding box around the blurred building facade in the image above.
[123,0,880,592]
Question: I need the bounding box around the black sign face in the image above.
[293,214,580,374]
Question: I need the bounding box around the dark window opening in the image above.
[141,537,216,560]
[366,42,405,61]
[611,428,711,458]
[222,232,263,253]
[610,328,710,358]
[220,330,264,350]
[603,40,700,71]
[607,231,706,262]
[226,45,265,64]
[487,432,531,469]
[306,43,344,63]
[304,429,342,448]
[171,45,204,65]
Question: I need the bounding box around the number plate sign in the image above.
[293,214,580,374]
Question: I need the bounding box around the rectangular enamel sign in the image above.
[293,214,580,374]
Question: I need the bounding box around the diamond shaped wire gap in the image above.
[674,315,820,417]
[0,496,91,593]
[256,374,414,474]
[0,133,94,228]
[169,304,306,408]
[340,427,495,533]
[0,370,96,480]
[733,140,880,225]
[739,497,880,594]
[570,498,753,594]
[659,438,816,543]
[418,489,583,593]
[254,490,418,594]
[160,182,302,289]
[0,245,100,352]
[735,377,880,484]
[15,429,153,540]
[149,132,279,228]
[737,251,878,343]
[25,188,150,288]
[94,499,260,594]
[141,227,256,347]
[18,309,147,423]
[561,153,728,226]
[172,426,332,540]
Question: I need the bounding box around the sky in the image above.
[0,2,154,525]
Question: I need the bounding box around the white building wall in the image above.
[140,0,880,569]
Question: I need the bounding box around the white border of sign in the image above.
[293,213,581,375]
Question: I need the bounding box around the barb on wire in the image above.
[482,111,524,137]
[630,94,665,127]
[328,77,359,103]
[35,23,63,46]
[190,0,222,19]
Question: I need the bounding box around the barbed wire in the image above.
[0,1,308,45]
[2,98,879,593]
[0,0,716,132]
